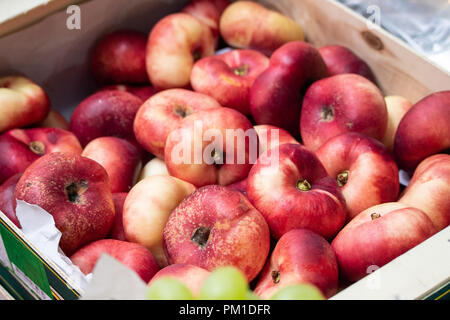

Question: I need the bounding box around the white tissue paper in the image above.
[15,200,90,292]
[15,200,148,300]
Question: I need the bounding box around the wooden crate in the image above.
[0,0,448,300]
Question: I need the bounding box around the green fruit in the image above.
[199,266,248,300]
[146,277,195,300]
[270,284,325,300]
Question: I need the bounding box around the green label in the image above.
[424,282,450,300]
[0,222,53,300]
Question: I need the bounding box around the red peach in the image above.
[300,74,387,151]
[70,239,159,283]
[0,76,50,133]
[394,91,450,171]
[15,152,115,255]
[250,41,328,136]
[82,137,142,193]
[399,154,450,231]
[246,143,347,240]
[318,45,376,83]
[90,30,148,84]
[133,89,221,159]
[0,127,83,184]
[219,1,304,55]
[70,90,143,146]
[254,229,339,299]
[164,107,255,187]
[146,13,215,89]
[316,133,399,220]
[331,202,437,282]
[190,49,269,115]
[163,185,270,281]
[182,0,230,46]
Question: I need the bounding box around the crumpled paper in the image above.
[15,200,90,292]
[14,200,149,300]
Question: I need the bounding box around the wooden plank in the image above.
[260,0,450,104]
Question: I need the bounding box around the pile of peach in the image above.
[0,1,449,299]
